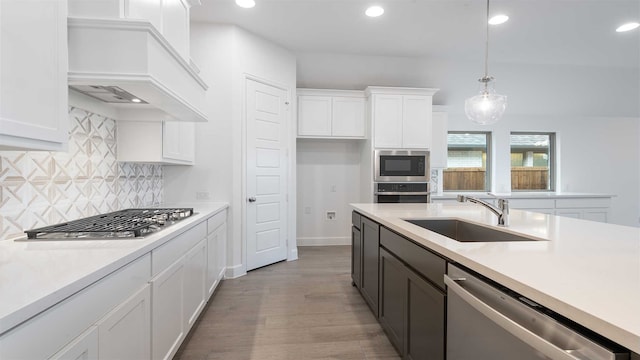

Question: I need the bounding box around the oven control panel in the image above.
[376,183,428,193]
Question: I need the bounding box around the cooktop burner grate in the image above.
[24,208,194,239]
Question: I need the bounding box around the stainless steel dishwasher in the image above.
[445,264,630,360]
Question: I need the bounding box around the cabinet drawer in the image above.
[380,227,446,290]
[352,211,361,229]
[508,199,554,209]
[555,198,611,209]
[152,222,207,276]
[207,210,226,234]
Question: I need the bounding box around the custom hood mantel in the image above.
[68,17,208,123]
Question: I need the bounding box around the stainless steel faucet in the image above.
[457,195,509,226]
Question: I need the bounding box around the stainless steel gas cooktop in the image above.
[23,208,194,240]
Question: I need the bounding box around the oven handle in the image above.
[374,192,430,195]
[444,275,582,360]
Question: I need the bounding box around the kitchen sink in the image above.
[404,219,542,242]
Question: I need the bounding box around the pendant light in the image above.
[464,0,507,125]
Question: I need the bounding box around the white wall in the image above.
[164,24,297,278]
[296,139,363,245]
[296,52,640,227]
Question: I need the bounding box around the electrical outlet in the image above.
[330,185,337,192]
[304,206,312,214]
[195,192,210,200]
[326,211,336,220]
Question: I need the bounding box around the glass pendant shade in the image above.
[465,78,507,125]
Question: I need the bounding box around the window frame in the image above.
[510,131,556,192]
[444,131,492,192]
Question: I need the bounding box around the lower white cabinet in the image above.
[207,220,226,297]
[97,285,151,360]
[49,326,98,360]
[151,256,186,360]
[183,239,207,331]
[1,211,227,360]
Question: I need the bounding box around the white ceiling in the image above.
[191,0,640,68]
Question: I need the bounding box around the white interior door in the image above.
[246,78,288,271]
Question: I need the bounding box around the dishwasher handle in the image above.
[444,274,582,360]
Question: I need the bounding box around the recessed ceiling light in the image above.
[365,5,384,17]
[488,14,509,25]
[616,22,639,32]
[131,98,142,103]
[236,0,255,9]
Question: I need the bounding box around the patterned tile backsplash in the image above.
[0,107,163,240]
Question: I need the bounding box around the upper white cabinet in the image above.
[430,107,449,169]
[0,0,68,151]
[117,120,195,165]
[366,87,438,149]
[297,89,366,139]
[68,0,190,60]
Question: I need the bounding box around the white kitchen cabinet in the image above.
[117,121,195,165]
[161,0,190,60]
[48,326,98,360]
[555,198,611,223]
[430,108,449,169]
[150,222,208,360]
[151,256,186,360]
[206,211,227,297]
[366,87,439,149]
[97,285,151,360]
[0,0,68,151]
[0,255,150,360]
[183,239,207,331]
[297,89,365,139]
[69,0,191,60]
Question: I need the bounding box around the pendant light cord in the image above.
[484,0,490,78]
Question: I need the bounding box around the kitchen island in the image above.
[351,202,640,357]
[0,202,228,359]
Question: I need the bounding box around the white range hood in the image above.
[68,17,208,122]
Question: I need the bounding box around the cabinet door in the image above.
[402,96,432,149]
[379,248,406,355]
[163,121,195,163]
[207,222,227,297]
[161,0,189,59]
[297,95,332,136]
[97,285,151,360]
[184,239,207,332]
[405,271,445,360]
[127,0,162,31]
[151,257,185,360]
[332,96,365,137]
[48,326,98,360]
[360,217,380,317]
[373,95,403,148]
[351,226,362,288]
[0,0,68,151]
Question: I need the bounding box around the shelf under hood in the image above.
[68,17,208,122]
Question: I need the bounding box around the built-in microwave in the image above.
[374,149,430,182]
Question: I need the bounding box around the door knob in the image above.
[248,197,256,202]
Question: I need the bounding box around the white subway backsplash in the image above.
[0,107,163,240]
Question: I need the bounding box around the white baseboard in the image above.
[288,247,298,261]
[297,236,350,246]
[224,264,246,279]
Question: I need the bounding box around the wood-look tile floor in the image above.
[175,246,400,360]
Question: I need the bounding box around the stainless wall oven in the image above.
[374,149,429,183]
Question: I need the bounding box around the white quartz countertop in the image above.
[0,202,228,335]
[351,203,640,353]
[431,191,614,200]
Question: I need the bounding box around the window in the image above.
[444,132,491,191]
[510,132,555,191]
